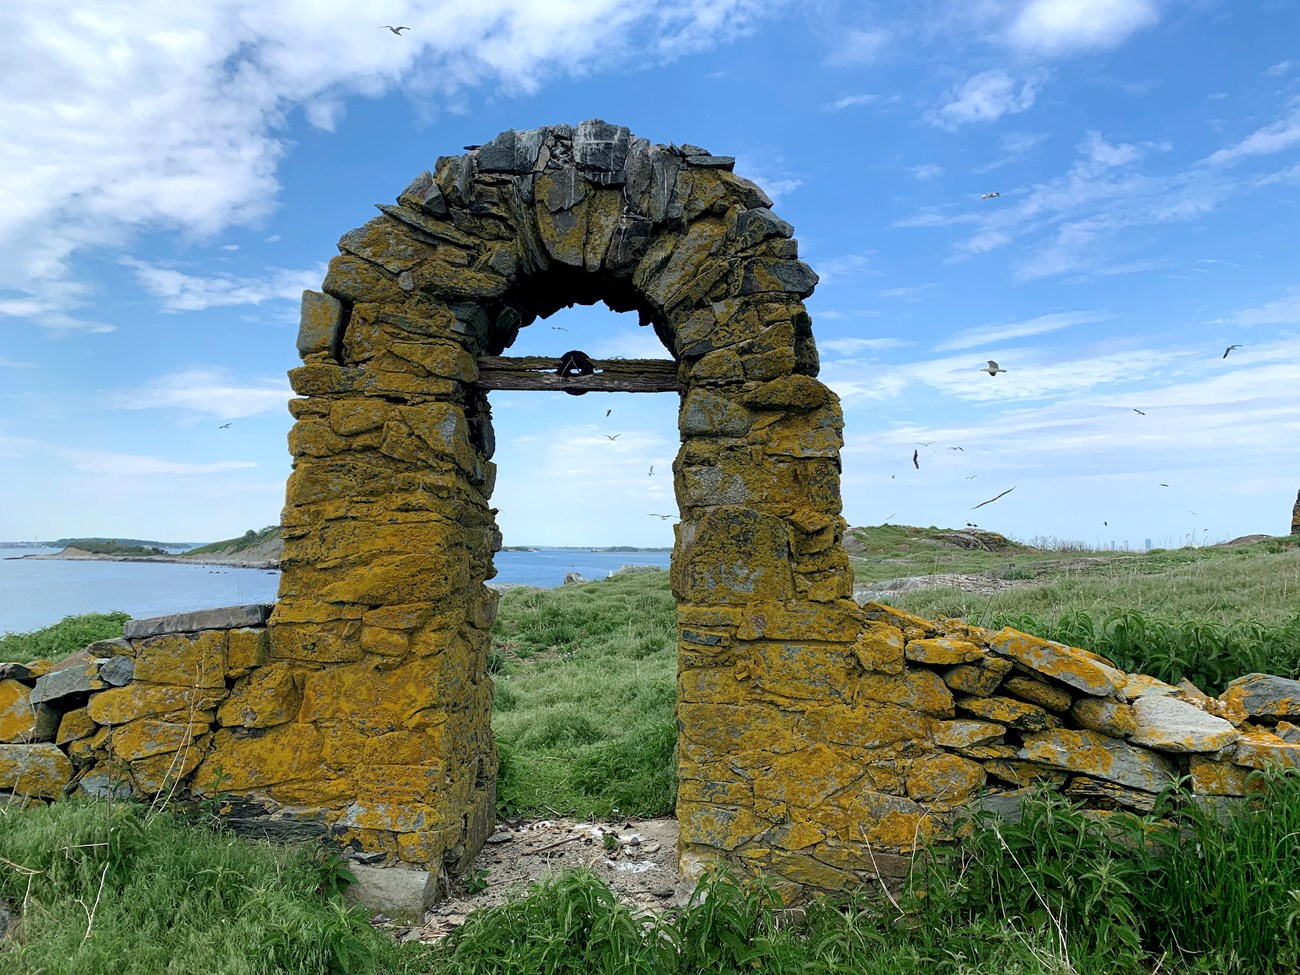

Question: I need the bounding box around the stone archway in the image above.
[275,120,854,884]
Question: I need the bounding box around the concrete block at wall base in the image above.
[344,864,437,922]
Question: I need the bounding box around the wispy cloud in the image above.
[819,337,907,356]
[1204,96,1300,165]
[1214,291,1300,328]
[814,252,877,285]
[1265,60,1294,78]
[825,28,889,67]
[64,450,257,477]
[931,69,1041,130]
[123,260,325,312]
[821,92,877,112]
[936,311,1109,351]
[110,368,292,419]
[911,163,944,180]
[732,155,803,204]
[879,283,940,300]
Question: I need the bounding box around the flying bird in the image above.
[1133,409,1146,415]
[1103,521,1108,527]
[648,465,654,476]
[965,474,978,480]
[552,326,569,332]
[1159,483,1170,487]
[380,25,410,34]
[647,514,673,520]
[980,192,1001,199]
[981,360,1007,376]
[604,434,620,441]
[605,409,612,417]
[972,486,1015,510]
[916,440,935,447]
[948,446,964,451]
[912,449,919,470]
[218,422,232,429]
[1223,344,1241,359]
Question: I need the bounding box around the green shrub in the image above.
[0,611,129,664]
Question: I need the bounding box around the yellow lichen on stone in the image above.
[109,717,210,761]
[0,743,72,798]
[227,628,270,675]
[219,664,302,729]
[0,680,35,743]
[196,724,330,794]
[56,707,96,745]
[88,684,226,726]
[906,753,986,804]
[298,656,441,734]
[850,621,905,674]
[133,631,227,688]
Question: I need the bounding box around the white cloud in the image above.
[1079,130,1140,167]
[932,70,1040,130]
[64,450,258,477]
[814,252,877,284]
[1007,0,1160,56]
[825,28,889,66]
[936,311,1108,351]
[732,156,803,204]
[123,260,326,312]
[819,337,907,356]
[220,244,240,252]
[110,368,292,419]
[1264,60,1294,78]
[911,163,944,180]
[879,283,940,300]
[264,234,282,243]
[1205,97,1300,165]
[0,0,792,331]
[1216,291,1300,328]
[821,92,877,112]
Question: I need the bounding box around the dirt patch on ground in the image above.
[384,817,685,943]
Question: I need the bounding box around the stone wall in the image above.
[1291,489,1299,535]
[676,598,1300,895]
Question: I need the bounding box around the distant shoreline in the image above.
[16,547,278,570]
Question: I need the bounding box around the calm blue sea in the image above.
[0,547,673,636]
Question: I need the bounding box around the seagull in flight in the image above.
[965,474,978,479]
[1133,409,1146,415]
[981,360,1007,376]
[972,486,1015,510]
[1223,344,1241,359]
[604,434,620,441]
[980,192,1001,199]
[916,440,935,447]
[218,422,232,429]
[912,449,919,470]
[647,513,673,520]
[605,409,612,417]
[948,446,964,451]
[552,326,568,332]
[648,465,654,476]
[1159,483,1170,487]
[380,25,410,34]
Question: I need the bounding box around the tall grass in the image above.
[0,611,129,664]
[0,800,419,975]
[491,573,678,818]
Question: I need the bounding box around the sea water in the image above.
[0,547,673,636]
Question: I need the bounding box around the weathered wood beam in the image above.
[476,356,681,393]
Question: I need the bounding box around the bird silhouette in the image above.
[981,360,1007,376]
[380,25,410,34]
[966,522,979,528]
[916,440,935,447]
[912,449,919,470]
[1103,521,1108,527]
[980,192,1001,199]
[648,465,654,476]
[647,513,673,520]
[218,422,232,429]
[1133,409,1146,415]
[552,326,569,332]
[948,446,964,451]
[1159,483,1170,487]
[972,486,1015,510]
[1223,344,1241,358]
[604,434,620,441]
[965,474,978,480]
[605,409,612,417]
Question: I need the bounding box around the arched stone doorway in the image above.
[276,120,852,886]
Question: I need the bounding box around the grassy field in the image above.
[0,611,128,664]
[4,527,1300,972]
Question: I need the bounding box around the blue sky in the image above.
[2,0,1299,549]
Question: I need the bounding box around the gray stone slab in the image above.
[0,663,36,681]
[124,604,273,639]
[297,291,344,359]
[344,864,437,922]
[30,660,108,704]
[686,154,735,169]
[573,119,630,174]
[1222,673,1300,719]
[1130,695,1240,753]
[1019,728,1177,792]
[98,655,135,687]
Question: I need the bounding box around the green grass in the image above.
[491,572,678,819]
[183,525,280,556]
[0,799,420,975]
[0,611,129,664]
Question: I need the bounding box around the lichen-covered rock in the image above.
[1129,695,1240,753]
[934,720,1006,749]
[1221,674,1300,719]
[958,695,1055,731]
[0,743,72,798]
[904,637,986,666]
[942,657,1013,696]
[906,753,986,803]
[989,629,1124,697]
[1230,732,1300,770]
[1069,697,1137,738]
[0,680,35,743]
[1003,677,1073,712]
[1019,728,1177,792]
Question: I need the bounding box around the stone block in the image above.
[958,695,1055,731]
[1069,697,1138,738]
[942,657,1013,697]
[906,753,986,803]
[1130,695,1240,753]
[904,637,986,666]
[298,290,345,359]
[0,743,72,798]
[1002,676,1073,712]
[344,864,437,921]
[219,664,302,729]
[1221,674,1300,719]
[30,655,107,704]
[989,629,1124,697]
[133,631,227,688]
[1019,728,1176,792]
[0,680,35,743]
[124,604,273,640]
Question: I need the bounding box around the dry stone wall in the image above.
[5,121,1299,904]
